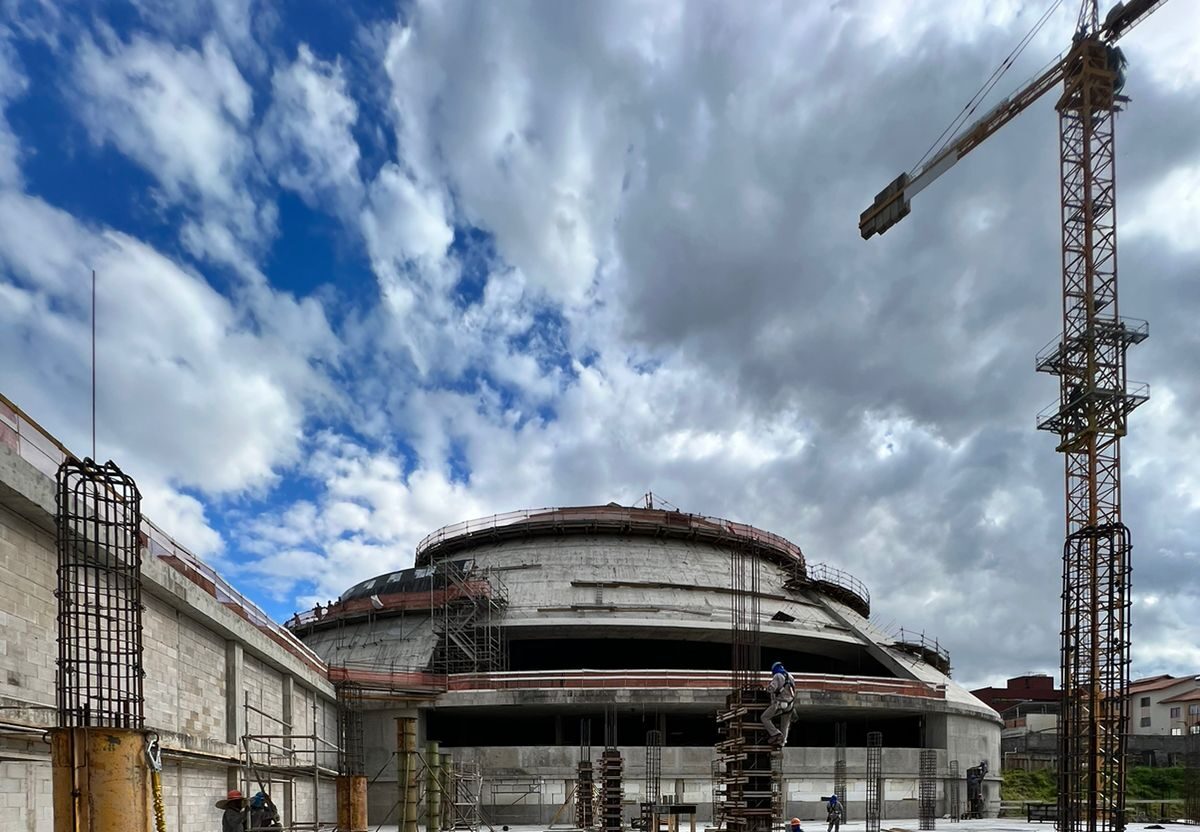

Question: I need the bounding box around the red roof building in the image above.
[971,674,1059,716]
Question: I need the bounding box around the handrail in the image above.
[415,506,807,567]
[0,392,327,675]
[805,562,871,614]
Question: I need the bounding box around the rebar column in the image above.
[577,719,595,831]
[865,732,882,832]
[947,760,960,823]
[919,750,936,830]
[643,730,662,832]
[427,741,442,832]
[52,458,149,832]
[834,722,847,821]
[1184,732,1200,828]
[337,683,367,831]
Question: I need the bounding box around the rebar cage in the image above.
[55,458,144,729]
[336,682,366,776]
[918,749,936,830]
[865,732,882,832]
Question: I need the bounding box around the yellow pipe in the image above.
[52,727,151,832]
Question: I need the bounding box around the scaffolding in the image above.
[919,750,936,830]
[429,559,510,675]
[240,691,338,831]
[865,732,882,832]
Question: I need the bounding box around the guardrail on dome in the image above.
[0,392,328,675]
[414,506,807,569]
[891,628,953,676]
[803,562,871,618]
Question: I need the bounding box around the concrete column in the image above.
[225,641,245,746]
[282,675,295,750]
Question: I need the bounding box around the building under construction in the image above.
[290,505,1002,823]
[0,394,1000,830]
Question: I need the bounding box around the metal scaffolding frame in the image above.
[918,749,936,830]
[55,458,144,729]
[240,691,338,831]
[428,559,510,675]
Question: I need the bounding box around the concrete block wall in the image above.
[0,760,52,832]
[0,442,339,832]
[0,507,57,704]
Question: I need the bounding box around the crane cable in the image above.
[910,0,1065,176]
[146,734,168,832]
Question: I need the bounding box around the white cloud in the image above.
[0,190,335,511]
[0,37,27,187]
[72,32,272,257]
[259,45,363,215]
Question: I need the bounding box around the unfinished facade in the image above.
[0,396,339,831]
[290,507,1003,822]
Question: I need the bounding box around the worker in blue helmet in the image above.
[826,794,843,832]
[761,661,796,746]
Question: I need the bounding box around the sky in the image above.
[0,0,1198,691]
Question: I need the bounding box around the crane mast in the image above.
[1041,34,1143,832]
[859,3,1170,830]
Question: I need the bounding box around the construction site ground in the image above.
[368,823,1192,832]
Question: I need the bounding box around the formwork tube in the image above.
[337,775,369,831]
[52,727,151,832]
[426,741,442,832]
[441,753,454,830]
[397,718,418,832]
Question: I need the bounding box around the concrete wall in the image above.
[0,442,338,832]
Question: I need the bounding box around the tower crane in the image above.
[859,2,1170,830]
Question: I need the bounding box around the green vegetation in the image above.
[1002,765,1187,801]
[1001,768,1057,802]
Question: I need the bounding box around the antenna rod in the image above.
[91,269,96,460]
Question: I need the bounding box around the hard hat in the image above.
[772,661,785,674]
[790,818,801,825]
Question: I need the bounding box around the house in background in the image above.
[1128,675,1200,736]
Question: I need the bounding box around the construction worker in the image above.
[250,790,282,829]
[826,794,844,832]
[790,817,803,832]
[761,661,796,746]
[216,789,248,832]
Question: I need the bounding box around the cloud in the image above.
[72,31,274,260]
[3,0,1199,692]
[0,36,27,187]
[259,44,363,215]
[0,190,335,505]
